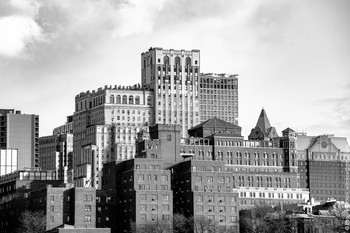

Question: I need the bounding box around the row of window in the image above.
[138,174,168,181]
[109,95,152,105]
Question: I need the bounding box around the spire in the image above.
[255,108,272,133]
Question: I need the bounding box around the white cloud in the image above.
[0,15,43,57]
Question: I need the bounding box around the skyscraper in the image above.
[0,109,39,170]
[141,47,201,137]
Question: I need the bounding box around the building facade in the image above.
[297,134,350,202]
[0,149,17,176]
[141,47,201,137]
[73,85,154,188]
[53,115,74,135]
[0,169,61,233]
[0,109,39,169]
[102,158,173,233]
[39,133,73,183]
[199,73,239,125]
[170,159,240,232]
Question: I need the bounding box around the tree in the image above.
[173,213,192,233]
[239,204,301,233]
[315,202,350,233]
[130,219,171,233]
[192,216,221,233]
[17,210,46,233]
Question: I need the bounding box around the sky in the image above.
[0,0,349,141]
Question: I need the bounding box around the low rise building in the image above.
[0,169,61,233]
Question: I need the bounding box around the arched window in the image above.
[135,96,140,105]
[129,95,134,104]
[147,96,152,105]
[110,95,115,103]
[164,56,169,65]
[175,56,181,66]
[186,57,191,66]
[122,95,127,104]
[116,95,121,104]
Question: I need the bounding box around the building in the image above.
[248,108,279,141]
[102,158,173,233]
[0,149,17,176]
[73,85,154,188]
[0,168,61,233]
[170,159,240,232]
[39,133,73,183]
[53,115,74,135]
[141,47,201,137]
[297,133,350,202]
[0,109,39,169]
[199,73,239,125]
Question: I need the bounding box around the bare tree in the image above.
[17,210,46,233]
[192,216,220,233]
[130,219,172,233]
[315,202,350,233]
[173,213,192,233]
[239,204,301,233]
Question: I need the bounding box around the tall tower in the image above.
[0,109,39,170]
[141,47,200,137]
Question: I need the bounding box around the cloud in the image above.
[0,15,43,57]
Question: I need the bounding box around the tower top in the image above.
[255,108,272,133]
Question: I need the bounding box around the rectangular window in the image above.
[197,205,203,212]
[151,194,158,201]
[85,205,91,211]
[162,194,169,201]
[140,194,147,201]
[85,215,91,222]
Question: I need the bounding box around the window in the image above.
[167,135,171,141]
[163,194,169,201]
[161,175,168,181]
[50,205,54,213]
[151,194,158,201]
[110,95,115,103]
[122,95,127,104]
[115,95,121,104]
[85,215,91,222]
[85,205,91,211]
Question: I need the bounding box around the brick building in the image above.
[0,169,61,233]
[170,159,240,232]
[102,158,173,232]
[297,133,350,202]
[28,185,113,232]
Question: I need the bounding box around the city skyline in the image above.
[0,0,349,140]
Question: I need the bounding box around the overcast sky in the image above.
[0,0,349,141]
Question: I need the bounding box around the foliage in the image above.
[316,202,350,233]
[239,204,300,233]
[173,213,192,233]
[16,210,46,233]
